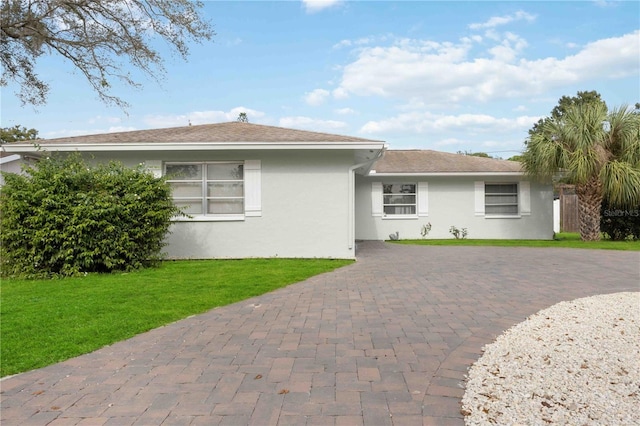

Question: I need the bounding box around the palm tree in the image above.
[522,103,640,241]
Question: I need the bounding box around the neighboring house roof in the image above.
[371,150,523,175]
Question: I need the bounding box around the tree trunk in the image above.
[575,178,604,241]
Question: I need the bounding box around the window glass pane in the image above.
[384,206,416,215]
[384,195,416,205]
[485,194,517,205]
[486,205,518,215]
[485,183,518,215]
[170,182,202,197]
[383,183,416,194]
[207,164,243,180]
[207,183,244,197]
[485,183,517,194]
[174,200,203,215]
[166,164,202,180]
[208,199,244,214]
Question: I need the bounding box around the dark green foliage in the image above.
[0,154,182,278]
[456,150,495,158]
[528,90,606,138]
[601,199,640,241]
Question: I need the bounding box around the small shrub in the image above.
[449,226,468,239]
[0,154,183,278]
[420,222,432,238]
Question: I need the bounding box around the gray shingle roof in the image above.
[372,150,522,173]
[31,122,384,144]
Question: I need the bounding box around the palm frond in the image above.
[601,160,640,207]
[607,105,640,164]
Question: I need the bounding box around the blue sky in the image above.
[1,0,638,156]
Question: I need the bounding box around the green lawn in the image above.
[0,258,352,377]
[391,232,640,250]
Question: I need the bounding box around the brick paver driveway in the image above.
[2,242,638,425]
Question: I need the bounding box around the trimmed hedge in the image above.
[0,154,182,278]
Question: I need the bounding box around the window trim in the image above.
[165,161,245,221]
[484,182,520,218]
[382,182,418,219]
[372,181,428,219]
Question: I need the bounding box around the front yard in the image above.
[0,258,352,377]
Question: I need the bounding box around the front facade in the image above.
[2,123,554,260]
[2,122,386,259]
[355,151,554,241]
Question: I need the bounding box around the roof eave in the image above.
[368,171,525,177]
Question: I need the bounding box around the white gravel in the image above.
[461,292,640,426]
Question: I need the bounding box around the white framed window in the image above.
[484,183,518,216]
[383,183,417,216]
[372,181,428,218]
[166,162,244,218]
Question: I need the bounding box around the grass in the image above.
[391,232,640,250]
[0,258,352,377]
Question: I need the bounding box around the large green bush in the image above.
[0,154,182,278]
[601,199,640,241]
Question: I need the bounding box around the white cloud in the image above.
[143,107,266,128]
[332,87,349,99]
[333,39,352,49]
[302,0,342,14]
[488,33,528,62]
[469,10,536,30]
[332,36,378,49]
[513,105,528,112]
[334,107,356,115]
[434,138,466,147]
[279,116,347,132]
[333,30,639,105]
[304,88,330,106]
[226,37,242,47]
[557,31,639,79]
[360,111,540,136]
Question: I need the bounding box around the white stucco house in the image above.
[356,150,554,240]
[1,122,554,259]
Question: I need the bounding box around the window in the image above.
[166,162,244,217]
[485,183,518,216]
[383,183,416,216]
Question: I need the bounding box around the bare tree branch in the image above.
[1,0,214,109]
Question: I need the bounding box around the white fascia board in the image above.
[368,171,525,177]
[2,141,386,153]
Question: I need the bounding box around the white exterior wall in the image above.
[355,175,554,240]
[88,150,356,259]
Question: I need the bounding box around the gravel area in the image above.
[461,292,640,425]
